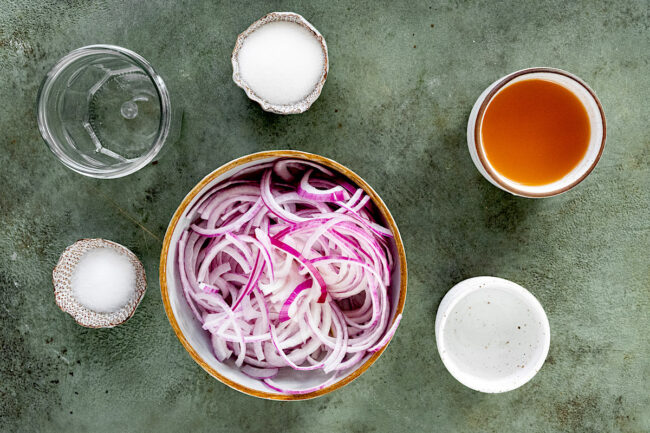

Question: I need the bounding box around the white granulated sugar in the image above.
[71,248,136,313]
[238,20,324,105]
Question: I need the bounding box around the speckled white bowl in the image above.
[53,238,147,328]
[435,276,550,393]
[231,12,329,114]
[159,151,407,400]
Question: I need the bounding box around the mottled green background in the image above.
[1,1,648,432]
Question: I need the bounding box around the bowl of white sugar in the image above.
[53,238,146,328]
[232,12,328,114]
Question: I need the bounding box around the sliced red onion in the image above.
[191,198,263,237]
[269,237,328,303]
[278,279,313,322]
[176,160,401,393]
[241,365,279,379]
[368,314,402,352]
[261,170,307,223]
[273,158,335,182]
[297,169,347,202]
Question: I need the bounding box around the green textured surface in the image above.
[1,1,648,432]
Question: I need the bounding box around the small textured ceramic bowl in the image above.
[435,277,550,393]
[53,238,147,328]
[467,67,606,198]
[231,12,329,114]
[160,151,407,400]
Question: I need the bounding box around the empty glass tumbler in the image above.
[37,45,179,178]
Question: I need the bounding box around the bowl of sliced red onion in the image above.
[160,151,407,400]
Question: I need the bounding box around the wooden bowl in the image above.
[159,151,407,400]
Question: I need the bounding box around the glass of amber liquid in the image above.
[467,67,606,198]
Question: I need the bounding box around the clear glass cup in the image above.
[37,45,180,178]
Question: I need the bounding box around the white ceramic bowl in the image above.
[467,67,606,198]
[159,151,407,400]
[435,276,550,393]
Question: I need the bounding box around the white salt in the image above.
[238,20,325,105]
[71,248,136,313]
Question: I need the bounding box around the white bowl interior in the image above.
[435,276,550,393]
[165,156,403,396]
[478,71,604,196]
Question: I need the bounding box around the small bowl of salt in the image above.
[232,12,329,114]
[53,239,146,328]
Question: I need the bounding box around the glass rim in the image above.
[37,44,172,179]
